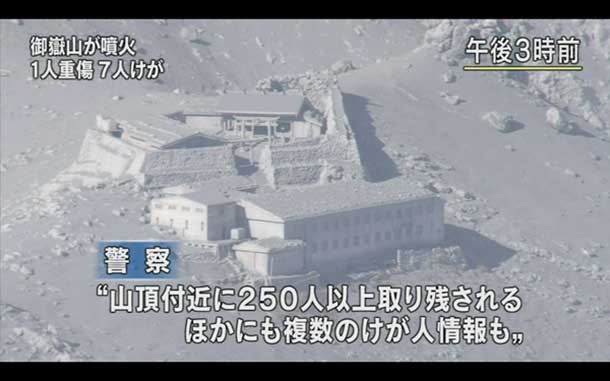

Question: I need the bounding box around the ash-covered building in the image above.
[150,179,445,276]
[183,93,324,142]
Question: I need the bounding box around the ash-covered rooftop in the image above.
[239,178,436,221]
[180,189,234,206]
[217,93,305,117]
[233,237,305,254]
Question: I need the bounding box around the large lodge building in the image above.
[150,180,445,276]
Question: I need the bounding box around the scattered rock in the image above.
[442,71,456,83]
[546,107,574,134]
[331,59,356,75]
[482,111,521,133]
[568,298,582,306]
[48,227,67,240]
[19,266,34,276]
[440,91,463,105]
[95,114,120,134]
[53,247,69,257]
[455,189,476,200]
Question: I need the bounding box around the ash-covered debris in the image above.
[440,91,463,105]
[482,111,522,133]
[422,20,610,137]
[330,59,357,75]
[0,304,90,361]
[442,70,457,83]
[396,246,467,272]
[254,66,349,109]
[546,107,576,134]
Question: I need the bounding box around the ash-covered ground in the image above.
[1,19,610,361]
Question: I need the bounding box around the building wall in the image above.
[150,198,208,240]
[270,248,305,275]
[206,203,238,241]
[237,201,286,239]
[142,145,238,188]
[234,247,305,276]
[150,198,238,241]
[246,219,285,239]
[282,197,445,270]
[235,250,270,275]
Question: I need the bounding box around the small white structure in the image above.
[233,238,305,276]
[150,190,237,241]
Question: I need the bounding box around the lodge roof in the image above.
[239,178,439,221]
[232,237,305,254]
[216,93,305,117]
[179,189,235,206]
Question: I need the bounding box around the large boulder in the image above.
[546,107,574,134]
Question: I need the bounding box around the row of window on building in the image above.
[153,203,205,213]
[303,202,435,235]
[155,217,205,232]
[308,223,425,255]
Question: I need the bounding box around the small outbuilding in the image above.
[233,237,305,276]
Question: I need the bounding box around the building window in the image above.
[185,220,189,230]
[343,217,350,228]
[375,210,382,221]
[182,206,190,212]
[406,207,412,218]
[195,208,204,213]
[168,205,177,210]
[396,209,402,219]
[364,234,371,245]
[277,121,291,133]
[321,241,329,251]
[153,204,162,209]
[323,220,329,230]
[310,222,317,233]
[354,215,360,226]
[201,221,205,231]
[415,225,423,237]
[155,217,159,224]
[332,239,339,250]
[385,210,392,220]
[385,230,392,241]
[311,242,318,253]
[169,218,174,227]
[333,219,340,230]
[416,205,423,216]
[364,212,371,224]
[218,207,224,216]
[426,201,434,214]
[374,232,381,243]
[393,228,402,240]
[343,237,349,249]
[406,223,413,237]
[353,236,360,246]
